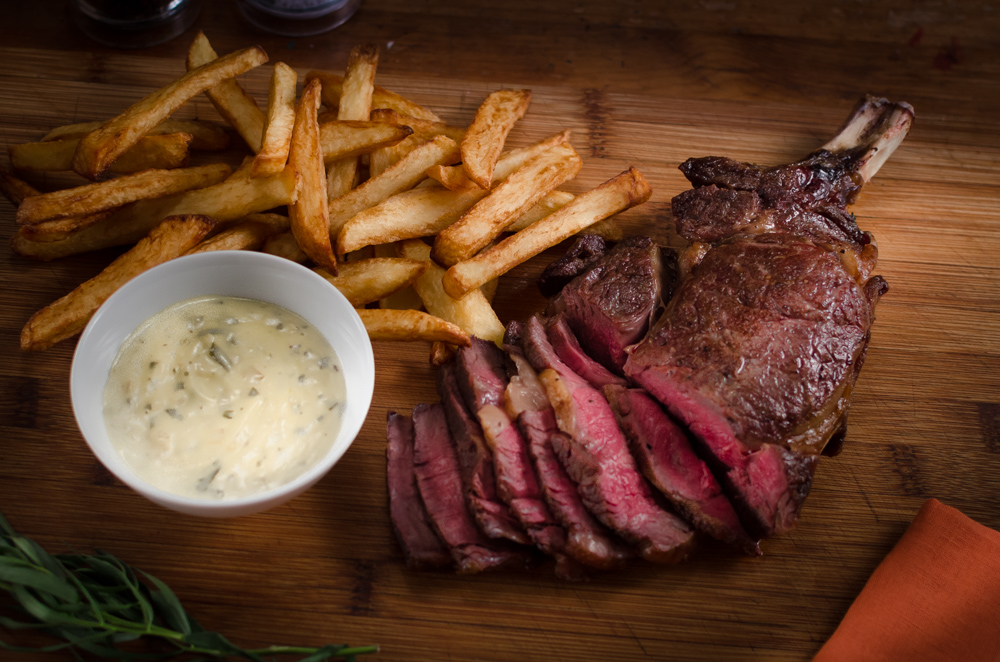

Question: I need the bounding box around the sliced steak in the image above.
[522,316,695,563]
[453,336,508,412]
[602,386,759,556]
[546,235,675,373]
[537,234,606,297]
[386,412,451,569]
[545,316,627,390]
[411,403,524,573]
[436,364,529,545]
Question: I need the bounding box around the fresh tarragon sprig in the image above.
[0,511,378,661]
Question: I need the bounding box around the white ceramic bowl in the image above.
[71,251,374,517]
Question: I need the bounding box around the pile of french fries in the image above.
[3,33,652,356]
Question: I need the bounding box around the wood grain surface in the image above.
[1,1,999,660]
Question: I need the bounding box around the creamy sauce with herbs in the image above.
[103,296,345,500]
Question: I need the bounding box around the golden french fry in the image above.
[0,166,40,206]
[319,120,412,163]
[21,215,215,351]
[432,142,582,266]
[461,89,531,189]
[369,133,422,179]
[41,119,229,151]
[11,167,293,261]
[327,44,379,201]
[504,189,623,240]
[429,341,456,366]
[74,44,267,180]
[398,239,504,345]
[314,257,426,306]
[424,163,475,190]
[306,70,441,122]
[16,163,232,225]
[238,212,291,232]
[187,31,266,152]
[10,134,193,174]
[186,219,281,254]
[356,309,470,346]
[252,62,298,177]
[288,78,337,273]
[370,108,466,142]
[336,131,571,253]
[329,134,460,238]
[431,129,570,189]
[1,168,112,242]
[262,231,309,263]
[442,167,653,299]
[372,242,426,309]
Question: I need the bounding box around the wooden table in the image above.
[2,2,999,660]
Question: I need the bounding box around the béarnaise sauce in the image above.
[102,295,345,500]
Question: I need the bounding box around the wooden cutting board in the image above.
[1,2,998,660]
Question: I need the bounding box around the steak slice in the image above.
[602,386,759,556]
[386,412,451,569]
[546,235,675,373]
[453,336,508,412]
[411,403,524,573]
[522,316,695,563]
[436,364,529,545]
[537,234,606,298]
[545,316,627,390]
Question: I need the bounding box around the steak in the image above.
[436,364,529,545]
[602,386,759,556]
[546,235,677,373]
[386,412,451,569]
[453,336,509,412]
[537,234,606,298]
[545,316,627,390]
[522,316,695,563]
[625,96,913,538]
[411,403,524,573]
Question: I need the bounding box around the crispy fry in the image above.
[327,44,379,201]
[429,341,456,365]
[0,166,40,206]
[431,129,570,189]
[237,212,291,232]
[432,141,582,266]
[319,120,412,163]
[505,189,622,240]
[11,167,293,261]
[288,78,337,273]
[442,167,653,299]
[10,134,193,174]
[370,108,466,142]
[73,44,267,180]
[306,70,441,122]
[20,215,215,351]
[16,163,232,225]
[461,89,531,189]
[41,119,229,151]
[262,231,309,263]
[336,131,572,253]
[186,219,281,254]
[315,257,426,306]
[372,242,425,309]
[252,62,298,177]
[398,239,504,345]
[369,133,422,178]
[329,134,460,238]
[424,163,475,190]
[357,309,470,346]
[1,168,111,242]
[186,31,266,152]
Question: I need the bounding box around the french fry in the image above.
[442,167,653,299]
[373,242,425,310]
[237,212,291,232]
[319,120,412,163]
[306,70,442,122]
[369,134,422,178]
[186,31,266,152]
[288,78,337,272]
[20,215,215,351]
[357,309,470,346]
[336,131,571,253]
[10,134,193,174]
[74,44,267,179]
[315,257,426,306]
[262,231,309,263]
[0,166,39,205]
[329,134,460,238]
[0,168,111,242]
[432,141,582,266]
[505,190,623,240]
[16,163,232,225]
[252,62,298,177]
[398,239,504,345]
[327,44,378,201]
[41,119,229,151]
[430,129,570,189]
[424,163,475,190]
[370,108,466,143]
[186,219,282,254]
[461,89,531,189]
[11,167,293,261]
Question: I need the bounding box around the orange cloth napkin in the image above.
[814,498,1000,662]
